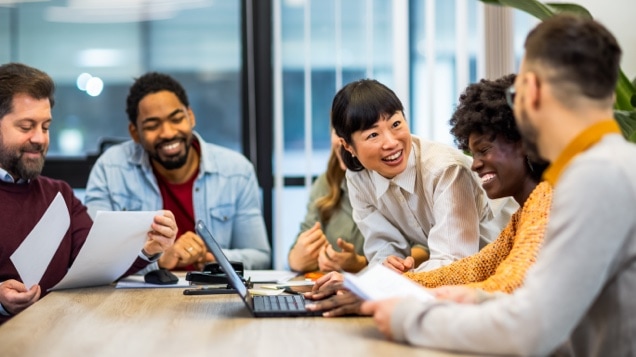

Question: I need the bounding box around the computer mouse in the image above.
[144,269,179,285]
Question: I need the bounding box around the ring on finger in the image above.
[324,248,333,261]
[187,246,194,252]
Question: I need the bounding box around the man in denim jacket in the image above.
[85,72,271,271]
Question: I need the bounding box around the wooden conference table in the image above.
[0,280,477,357]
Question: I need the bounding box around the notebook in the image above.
[195,220,322,317]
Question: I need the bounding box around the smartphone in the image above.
[183,286,237,295]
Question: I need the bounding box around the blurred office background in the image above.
[1,0,633,269]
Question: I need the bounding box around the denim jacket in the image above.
[84,132,271,269]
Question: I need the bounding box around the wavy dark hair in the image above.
[126,72,190,125]
[450,74,547,181]
[0,63,55,120]
[330,79,404,171]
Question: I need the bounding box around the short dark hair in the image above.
[0,63,55,120]
[126,72,190,125]
[330,79,404,171]
[524,14,621,104]
[450,74,547,181]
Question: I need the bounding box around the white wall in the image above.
[554,0,636,81]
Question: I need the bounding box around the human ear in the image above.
[525,72,541,111]
[188,107,196,128]
[128,122,140,143]
[340,137,355,157]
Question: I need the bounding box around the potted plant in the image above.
[479,0,636,142]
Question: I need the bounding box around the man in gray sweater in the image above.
[360,14,636,356]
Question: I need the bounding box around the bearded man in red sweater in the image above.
[0,62,177,324]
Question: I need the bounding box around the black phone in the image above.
[185,261,245,285]
[203,261,244,276]
[183,286,237,295]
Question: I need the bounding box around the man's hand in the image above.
[318,238,367,273]
[288,222,328,272]
[431,285,480,304]
[305,282,365,317]
[311,271,344,293]
[382,255,414,273]
[359,298,403,340]
[143,210,177,259]
[159,230,214,270]
[0,280,41,315]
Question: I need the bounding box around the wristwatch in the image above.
[141,249,161,261]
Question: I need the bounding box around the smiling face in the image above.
[0,94,51,180]
[129,90,196,171]
[342,111,412,179]
[468,132,529,202]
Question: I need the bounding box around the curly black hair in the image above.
[450,73,518,152]
[450,74,548,181]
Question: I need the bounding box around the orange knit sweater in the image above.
[404,181,552,293]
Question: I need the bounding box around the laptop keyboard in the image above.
[253,295,306,312]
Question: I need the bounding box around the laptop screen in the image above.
[195,220,249,299]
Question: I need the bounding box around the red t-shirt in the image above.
[153,139,200,271]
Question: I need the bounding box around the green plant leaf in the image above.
[615,70,636,111]
[545,3,593,19]
[614,110,636,142]
[632,77,636,108]
[495,0,555,20]
[479,0,593,21]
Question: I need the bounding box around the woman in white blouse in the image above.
[331,79,516,272]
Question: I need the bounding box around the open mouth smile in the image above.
[382,150,402,162]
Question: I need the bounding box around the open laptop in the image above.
[195,220,322,317]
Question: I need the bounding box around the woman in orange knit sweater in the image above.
[403,73,550,293]
[306,74,552,316]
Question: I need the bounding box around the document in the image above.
[11,192,70,288]
[343,264,434,302]
[244,270,299,283]
[51,211,158,291]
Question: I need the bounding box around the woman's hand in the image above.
[382,255,414,273]
[318,238,367,273]
[288,222,328,272]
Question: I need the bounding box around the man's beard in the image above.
[0,137,46,180]
[517,108,543,162]
[149,137,192,170]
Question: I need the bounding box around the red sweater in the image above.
[0,176,148,323]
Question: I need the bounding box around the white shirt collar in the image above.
[0,167,28,184]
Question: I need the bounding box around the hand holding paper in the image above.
[51,211,159,290]
[343,264,434,302]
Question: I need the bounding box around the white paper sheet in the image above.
[51,210,158,291]
[343,264,434,302]
[244,270,299,283]
[11,192,70,288]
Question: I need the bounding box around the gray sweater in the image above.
[390,134,636,356]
